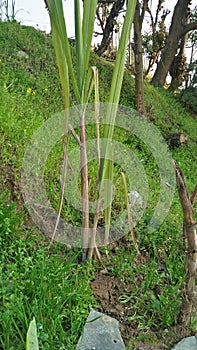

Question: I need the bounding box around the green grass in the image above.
[0,21,197,349]
[0,192,96,350]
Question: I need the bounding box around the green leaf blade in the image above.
[46,0,80,105]
[26,318,39,350]
[75,0,84,96]
[82,0,98,74]
[99,0,137,241]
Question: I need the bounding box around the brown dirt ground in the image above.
[1,164,195,350]
[90,251,194,350]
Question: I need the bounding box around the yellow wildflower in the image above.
[26,87,36,95]
[27,87,32,94]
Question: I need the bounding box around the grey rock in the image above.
[172,336,197,350]
[128,190,144,223]
[76,310,125,350]
[128,190,143,208]
[17,50,29,59]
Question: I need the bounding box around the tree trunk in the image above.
[174,161,197,326]
[169,33,187,91]
[133,0,147,115]
[96,0,125,56]
[152,0,192,87]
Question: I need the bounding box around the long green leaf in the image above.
[100,0,137,240]
[46,0,80,104]
[75,0,84,96]
[82,0,98,76]
[107,0,137,131]
[52,34,70,109]
[26,318,39,350]
[74,0,97,101]
[83,67,94,103]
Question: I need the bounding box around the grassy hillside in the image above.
[0,21,196,350]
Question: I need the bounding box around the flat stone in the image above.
[172,336,197,350]
[76,310,125,350]
[17,50,29,59]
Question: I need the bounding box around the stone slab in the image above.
[76,310,125,350]
[172,336,197,350]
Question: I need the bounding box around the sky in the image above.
[5,0,196,62]
[14,0,74,35]
[12,0,178,35]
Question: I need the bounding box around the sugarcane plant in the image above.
[44,0,137,260]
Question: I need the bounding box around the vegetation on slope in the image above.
[0,21,196,349]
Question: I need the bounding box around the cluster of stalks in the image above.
[45,0,137,260]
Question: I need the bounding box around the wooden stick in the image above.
[190,185,197,205]
[174,161,197,326]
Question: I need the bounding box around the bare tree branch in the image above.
[181,20,197,37]
[140,0,149,27]
[96,4,105,31]
[96,0,126,56]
